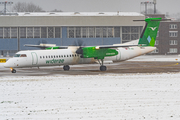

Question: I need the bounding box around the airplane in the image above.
[4,17,163,73]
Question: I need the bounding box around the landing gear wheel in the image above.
[100,65,107,71]
[63,65,70,71]
[12,69,16,73]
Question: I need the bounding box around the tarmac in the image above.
[0,61,180,76]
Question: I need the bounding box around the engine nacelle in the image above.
[82,47,118,59]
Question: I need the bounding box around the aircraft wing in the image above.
[24,44,68,49]
[94,44,138,49]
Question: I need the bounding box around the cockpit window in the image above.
[14,54,27,57]
[14,54,21,57]
[20,54,27,57]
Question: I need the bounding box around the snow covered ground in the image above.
[128,55,180,62]
[1,73,180,120]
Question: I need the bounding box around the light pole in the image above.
[141,1,156,14]
[0,1,13,15]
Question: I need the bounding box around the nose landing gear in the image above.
[10,68,16,73]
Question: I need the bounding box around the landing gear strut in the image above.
[98,59,107,71]
[63,65,70,71]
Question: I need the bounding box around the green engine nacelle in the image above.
[82,47,118,59]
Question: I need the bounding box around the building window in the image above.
[96,27,102,38]
[169,40,178,45]
[27,27,33,38]
[55,27,61,38]
[122,26,139,42]
[48,27,54,38]
[169,24,177,29]
[76,27,81,38]
[151,48,159,53]
[169,48,178,53]
[82,27,87,38]
[169,31,178,37]
[103,27,107,38]
[41,27,47,38]
[107,27,114,38]
[20,27,26,38]
[157,31,159,37]
[34,27,40,38]
[11,27,17,38]
[0,27,3,38]
[4,27,10,38]
[114,27,120,37]
[68,27,75,38]
[88,27,95,38]
[155,40,159,45]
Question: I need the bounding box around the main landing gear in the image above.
[63,65,70,71]
[98,59,107,71]
[10,68,16,73]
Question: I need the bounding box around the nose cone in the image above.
[4,59,15,68]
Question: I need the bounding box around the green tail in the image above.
[138,18,162,47]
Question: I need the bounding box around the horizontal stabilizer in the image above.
[95,44,138,49]
[133,19,171,22]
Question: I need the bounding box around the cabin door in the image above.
[31,52,38,65]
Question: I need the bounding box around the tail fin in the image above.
[138,18,162,47]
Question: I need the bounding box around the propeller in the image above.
[37,39,48,49]
[73,39,85,55]
[38,39,47,45]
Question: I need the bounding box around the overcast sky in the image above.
[2,0,179,14]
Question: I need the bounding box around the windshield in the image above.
[14,54,27,57]
[14,54,21,57]
[20,54,27,57]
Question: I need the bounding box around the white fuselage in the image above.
[4,46,156,68]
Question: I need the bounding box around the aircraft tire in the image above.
[12,69,16,73]
[63,65,70,71]
[100,66,106,71]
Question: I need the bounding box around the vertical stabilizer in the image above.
[138,18,162,47]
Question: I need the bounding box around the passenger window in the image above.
[49,56,50,58]
[54,55,55,58]
[43,56,45,58]
[20,54,27,57]
[56,56,58,58]
[61,55,63,58]
[51,56,53,58]
[75,54,77,57]
[67,55,68,57]
[46,56,48,58]
[70,55,71,57]
[64,55,66,57]
[59,55,61,58]
[40,56,42,59]
[72,54,74,57]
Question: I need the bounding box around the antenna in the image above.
[0,1,18,15]
[153,0,157,14]
[141,1,156,14]
[0,1,13,15]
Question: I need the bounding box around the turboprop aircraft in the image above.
[4,18,162,73]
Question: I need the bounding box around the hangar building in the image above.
[0,12,145,56]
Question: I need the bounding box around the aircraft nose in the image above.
[4,60,10,68]
[4,59,14,68]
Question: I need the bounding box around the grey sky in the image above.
[2,0,179,14]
